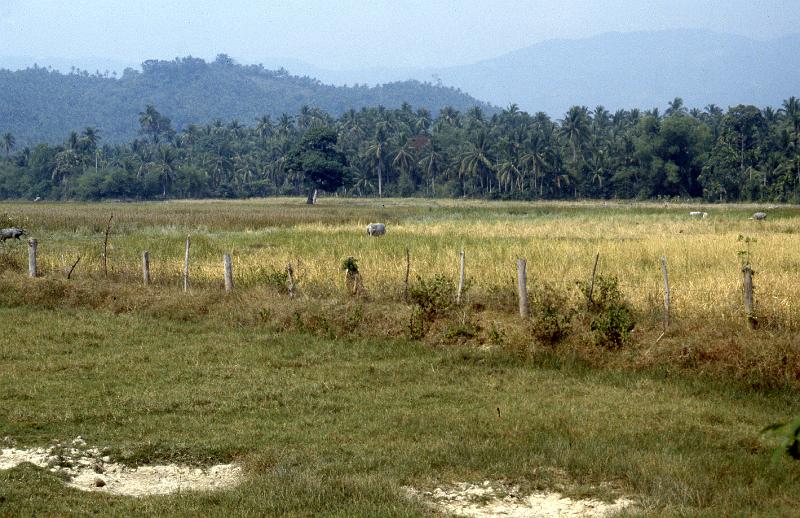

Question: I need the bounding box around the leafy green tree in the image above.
[286,127,348,204]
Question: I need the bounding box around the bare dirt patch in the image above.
[404,481,633,517]
[1,437,242,497]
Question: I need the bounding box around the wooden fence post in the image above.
[517,258,528,318]
[183,235,191,292]
[102,212,113,277]
[286,262,295,298]
[587,252,600,308]
[456,249,465,304]
[403,248,410,303]
[142,251,151,285]
[661,256,670,331]
[28,238,37,278]
[66,256,81,280]
[223,254,233,292]
[743,264,756,329]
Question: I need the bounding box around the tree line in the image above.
[1,96,799,202]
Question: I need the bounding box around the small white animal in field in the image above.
[689,211,708,219]
[751,212,767,220]
[33,196,41,202]
[366,223,386,236]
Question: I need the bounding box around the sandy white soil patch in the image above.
[1,438,242,497]
[405,481,633,518]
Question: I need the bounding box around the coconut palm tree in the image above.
[520,134,548,195]
[458,131,494,194]
[153,145,178,197]
[1,132,14,160]
[365,125,390,197]
[666,97,688,117]
[255,115,273,141]
[418,143,443,194]
[560,106,590,170]
[81,126,100,149]
[392,144,415,180]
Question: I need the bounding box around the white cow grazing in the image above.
[689,211,708,219]
[751,212,767,220]
[366,223,386,236]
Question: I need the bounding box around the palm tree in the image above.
[1,132,14,160]
[560,106,590,167]
[782,97,800,132]
[465,106,485,131]
[520,134,548,195]
[277,113,295,137]
[495,160,520,193]
[81,126,100,149]
[255,115,273,141]
[153,145,178,197]
[437,106,461,129]
[458,131,494,194]
[66,131,80,150]
[365,125,390,197]
[418,143,443,194]
[665,97,688,117]
[392,144,415,181]
[415,108,432,134]
[781,97,800,184]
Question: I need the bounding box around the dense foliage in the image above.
[0,55,492,145]
[1,95,800,202]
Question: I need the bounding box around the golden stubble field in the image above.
[2,197,798,329]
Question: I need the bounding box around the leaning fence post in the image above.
[403,248,410,303]
[517,258,528,318]
[183,235,191,292]
[28,238,37,278]
[142,251,151,285]
[456,249,466,304]
[102,212,113,278]
[743,264,756,329]
[223,254,234,292]
[286,262,295,298]
[661,256,670,331]
[587,252,600,308]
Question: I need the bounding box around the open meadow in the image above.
[1,197,800,516]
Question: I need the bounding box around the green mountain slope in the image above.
[0,55,493,145]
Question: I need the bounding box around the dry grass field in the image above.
[1,198,800,516]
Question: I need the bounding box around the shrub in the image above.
[578,275,635,349]
[408,274,457,338]
[529,282,574,345]
[409,274,456,321]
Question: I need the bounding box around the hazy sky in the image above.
[1,0,798,69]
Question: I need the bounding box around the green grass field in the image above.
[1,198,800,516]
[2,305,799,516]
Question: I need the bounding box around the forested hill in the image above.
[0,55,493,146]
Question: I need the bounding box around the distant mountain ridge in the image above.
[277,29,800,116]
[0,56,493,145]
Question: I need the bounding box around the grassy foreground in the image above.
[1,305,800,517]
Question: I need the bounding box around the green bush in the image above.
[579,275,635,349]
[408,274,457,338]
[409,274,456,321]
[529,282,574,345]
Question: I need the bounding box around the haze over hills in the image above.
[2,29,799,146]
[265,29,800,116]
[0,56,492,145]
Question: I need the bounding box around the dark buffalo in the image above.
[0,228,27,242]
